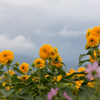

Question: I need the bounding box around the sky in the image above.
[0,0,100,70]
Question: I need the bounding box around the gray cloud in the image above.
[0,0,99,69]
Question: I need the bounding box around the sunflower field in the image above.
[0,26,100,100]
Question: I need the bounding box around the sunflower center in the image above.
[92,70,97,76]
[4,54,7,57]
[22,67,24,69]
[97,31,100,34]
[52,52,54,55]
[37,61,41,64]
[23,77,26,79]
[44,50,46,52]
[91,39,94,42]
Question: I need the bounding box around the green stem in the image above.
[7,65,11,88]
[38,68,41,96]
[7,64,12,99]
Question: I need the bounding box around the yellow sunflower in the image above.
[77,67,85,77]
[85,44,90,50]
[39,44,53,60]
[66,68,76,77]
[33,58,45,68]
[49,49,57,60]
[98,49,100,55]
[57,75,62,82]
[21,75,28,81]
[87,35,99,47]
[75,80,84,89]
[19,63,29,73]
[87,81,95,88]
[51,56,63,68]
[7,70,15,75]
[91,26,100,41]
[55,47,58,53]
[89,51,98,63]
[86,28,91,39]
[0,50,14,65]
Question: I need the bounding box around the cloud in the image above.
[33,26,85,38]
[0,34,36,55]
[0,0,99,39]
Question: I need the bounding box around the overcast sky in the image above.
[0,0,100,69]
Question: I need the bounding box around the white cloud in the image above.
[0,34,36,55]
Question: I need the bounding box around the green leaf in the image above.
[66,71,85,79]
[77,85,95,100]
[56,67,66,76]
[79,54,87,61]
[0,89,14,98]
[19,86,31,95]
[78,59,90,67]
[0,71,3,76]
[0,78,6,84]
[0,65,4,70]
[13,67,23,74]
[14,93,34,100]
[57,61,66,66]
[35,96,44,100]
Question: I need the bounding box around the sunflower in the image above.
[0,50,14,65]
[77,67,85,77]
[91,26,100,41]
[55,47,58,53]
[87,81,95,88]
[49,49,57,60]
[51,56,63,68]
[19,63,29,73]
[7,70,15,75]
[57,75,62,82]
[86,28,91,39]
[70,68,76,74]
[33,58,45,68]
[89,51,98,63]
[75,80,84,89]
[87,35,99,47]
[39,44,53,60]
[66,69,76,77]
[21,75,28,81]
[98,49,100,55]
[85,44,90,50]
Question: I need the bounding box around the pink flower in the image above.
[63,92,73,100]
[47,88,58,100]
[85,61,100,80]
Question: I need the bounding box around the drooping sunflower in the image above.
[86,28,91,39]
[19,63,29,73]
[21,75,28,81]
[0,50,14,65]
[33,58,45,68]
[39,44,53,60]
[87,35,99,47]
[91,26,100,41]
[51,55,63,68]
